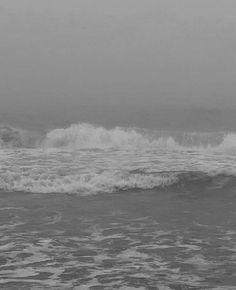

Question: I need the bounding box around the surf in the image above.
[1,122,236,153]
[0,123,236,195]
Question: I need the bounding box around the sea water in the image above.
[0,123,235,289]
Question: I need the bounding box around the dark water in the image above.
[0,186,235,289]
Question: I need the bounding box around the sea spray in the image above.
[1,123,236,152]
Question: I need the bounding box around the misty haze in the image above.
[1,0,236,131]
[0,1,236,289]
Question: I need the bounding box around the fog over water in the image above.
[1,4,236,289]
[1,0,236,131]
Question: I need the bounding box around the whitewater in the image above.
[1,123,236,289]
[1,123,236,195]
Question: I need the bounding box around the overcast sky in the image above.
[1,0,236,128]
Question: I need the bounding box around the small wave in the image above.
[0,170,177,195]
[0,125,42,148]
[0,170,235,195]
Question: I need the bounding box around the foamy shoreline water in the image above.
[0,189,235,289]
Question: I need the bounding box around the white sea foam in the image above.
[40,124,236,153]
[42,124,236,152]
[42,123,180,150]
[0,170,178,194]
[1,123,236,194]
[214,133,236,154]
[1,122,236,152]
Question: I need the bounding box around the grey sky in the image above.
[0,0,236,129]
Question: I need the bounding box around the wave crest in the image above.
[0,125,41,148]
[42,124,179,150]
[0,170,177,194]
[1,123,236,154]
[42,124,236,153]
[0,170,235,195]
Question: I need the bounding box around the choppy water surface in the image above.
[0,123,236,289]
[0,190,235,289]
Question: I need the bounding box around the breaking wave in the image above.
[0,170,235,195]
[1,123,236,194]
[1,123,236,152]
[42,124,182,150]
[0,170,176,194]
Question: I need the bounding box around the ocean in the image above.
[0,123,236,289]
